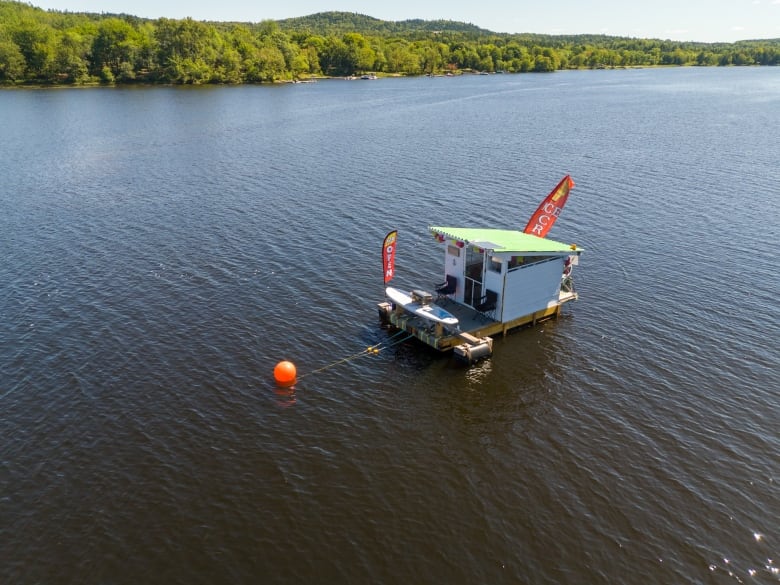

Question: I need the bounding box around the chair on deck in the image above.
[477,289,498,321]
[435,274,457,301]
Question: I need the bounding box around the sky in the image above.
[29,0,780,43]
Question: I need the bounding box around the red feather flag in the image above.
[524,175,575,238]
[382,230,398,284]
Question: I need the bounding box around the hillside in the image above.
[0,2,776,86]
[276,11,491,36]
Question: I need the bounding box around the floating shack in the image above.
[378,226,583,364]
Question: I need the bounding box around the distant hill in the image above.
[276,11,491,36]
[274,11,779,47]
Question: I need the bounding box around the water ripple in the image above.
[1,69,779,585]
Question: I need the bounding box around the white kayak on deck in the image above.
[385,286,459,327]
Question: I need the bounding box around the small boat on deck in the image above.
[385,287,459,327]
[377,176,582,364]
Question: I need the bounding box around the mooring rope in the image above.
[298,330,413,379]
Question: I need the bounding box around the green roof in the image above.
[430,227,582,254]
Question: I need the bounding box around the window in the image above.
[508,255,557,271]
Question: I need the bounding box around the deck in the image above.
[378,289,578,354]
[435,297,494,334]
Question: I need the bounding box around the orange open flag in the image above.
[524,175,575,238]
[382,230,398,284]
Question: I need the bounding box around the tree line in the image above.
[1,1,777,85]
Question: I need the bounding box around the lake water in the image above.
[1,68,779,584]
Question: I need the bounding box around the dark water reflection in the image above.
[1,69,779,584]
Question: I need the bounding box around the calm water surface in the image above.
[1,68,779,584]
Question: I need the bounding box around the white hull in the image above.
[385,287,459,327]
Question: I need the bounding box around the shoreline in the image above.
[0,63,771,90]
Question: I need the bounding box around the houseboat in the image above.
[377,176,582,364]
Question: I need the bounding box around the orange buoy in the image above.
[273,360,297,386]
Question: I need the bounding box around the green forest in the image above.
[1,0,777,85]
